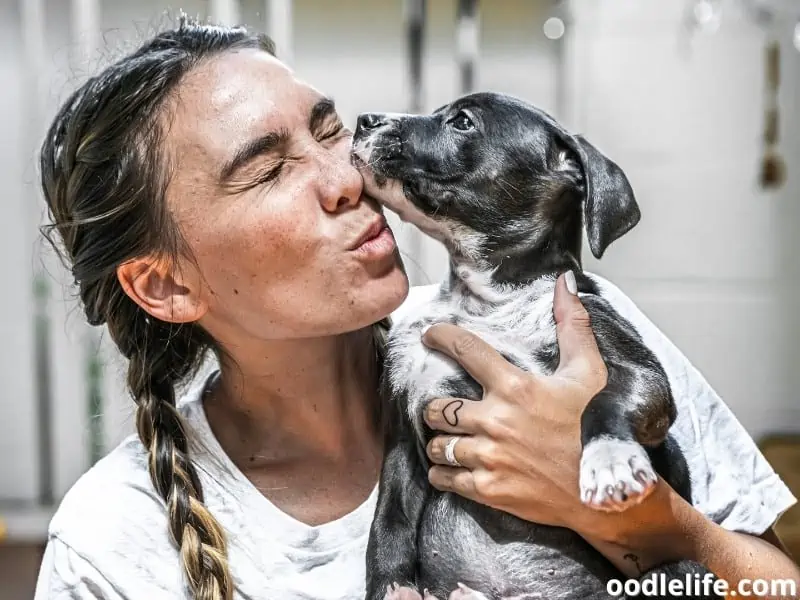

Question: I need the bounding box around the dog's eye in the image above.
[448,111,475,132]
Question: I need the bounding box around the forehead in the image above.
[166,49,322,169]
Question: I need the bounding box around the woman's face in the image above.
[161,48,408,340]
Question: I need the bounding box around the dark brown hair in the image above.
[39,18,277,600]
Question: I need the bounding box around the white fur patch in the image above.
[387,274,558,443]
[579,436,656,511]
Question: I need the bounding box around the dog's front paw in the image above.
[579,437,657,511]
[383,583,439,600]
[447,583,491,600]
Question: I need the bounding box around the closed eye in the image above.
[316,121,349,142]
[254,164,283,185]
[253,154,300,188]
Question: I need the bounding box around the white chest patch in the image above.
[385,270,558,441]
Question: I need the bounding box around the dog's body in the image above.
[373,271,693,600]
[352,92,720,600]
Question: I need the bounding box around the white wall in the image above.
[1,0,798,517]
[569,1,800,442]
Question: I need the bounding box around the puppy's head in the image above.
[351,92,639,262]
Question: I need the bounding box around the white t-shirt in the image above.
[34,277,797,599]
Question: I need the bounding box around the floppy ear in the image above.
[569,134,640,259]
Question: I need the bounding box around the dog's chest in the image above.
[386,276,558,416]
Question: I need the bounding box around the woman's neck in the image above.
[203,326,383,468]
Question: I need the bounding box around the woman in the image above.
[33,19,797,600]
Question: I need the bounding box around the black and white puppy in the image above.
[351,92,720,600]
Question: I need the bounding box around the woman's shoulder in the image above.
[46,375,216,560]
[47,433,167,546]
[38,378,222,598]
[38,431,187,597]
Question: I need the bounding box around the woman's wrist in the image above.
[569,478,704,575]
[571,478,800,598]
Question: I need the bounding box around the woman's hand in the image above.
[420,274,697,556]
[420,272,608,533]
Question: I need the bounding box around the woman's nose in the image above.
[318,145,364,213]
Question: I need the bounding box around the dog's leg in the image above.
[366,402,431,600]
[575,295,680,512]
[570,296,723,597]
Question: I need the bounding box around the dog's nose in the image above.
[356,113,386,134]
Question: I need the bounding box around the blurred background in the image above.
[1,0,799,596]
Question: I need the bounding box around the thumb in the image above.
[553,271,606,387]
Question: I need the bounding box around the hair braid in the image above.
[119,307,231,599]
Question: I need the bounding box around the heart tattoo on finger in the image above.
[442,400,464,427]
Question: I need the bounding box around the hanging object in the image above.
[680,0,792,189]
[404,0,426,114]
[759,38,786,189]
[456,0,478,94]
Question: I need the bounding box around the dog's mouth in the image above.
[352,136,422,219]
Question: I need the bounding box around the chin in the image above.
[361,262,410,325]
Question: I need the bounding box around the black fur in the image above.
[353,92,721,600]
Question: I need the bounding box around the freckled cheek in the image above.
[222,222,330,292]
[179,190,333,294]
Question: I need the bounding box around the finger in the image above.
[426,434,478,469]
[553,271,607,387]
[428,465,479,502]
[424,397,484,434]
[422,323,519,390]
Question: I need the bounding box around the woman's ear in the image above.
[116,257,208,324]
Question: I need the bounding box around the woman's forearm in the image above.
[690,522,799,599]
[576,482,799,598]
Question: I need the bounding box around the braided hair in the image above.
[38,19,278,600]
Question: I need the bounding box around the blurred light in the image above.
[689,0,722,34]
[794,21,800,52]
[543,17,565,40]
[693,0,715,24]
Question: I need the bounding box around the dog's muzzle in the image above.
[354,113,402,151]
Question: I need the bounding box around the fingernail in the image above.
[565,270,578,295]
